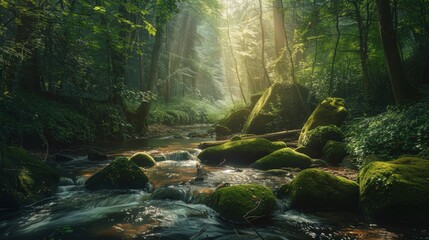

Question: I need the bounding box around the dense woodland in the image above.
[1,0,429,239]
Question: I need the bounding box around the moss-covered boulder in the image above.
[129,152,157,168]
[85,157,149,190]
[218,108,251,133]
[298,97,347,145]
[359,157,429,221]
[284,169,359,210]
[0,146,59,208]
[294,146,319,158]
[207,184,276,222]
[214,125,232,139]
[250,148,312,170]
[243,82,309,134]
[301,125,345,156]
[197,138,286,166]
[322,140,348,164]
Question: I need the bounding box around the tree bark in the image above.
[376,0,415,105]
[329,0,340,96]
[136,17,164,133]
[15,1,41,94]
[258,0,272,87]
[226,0,247,104]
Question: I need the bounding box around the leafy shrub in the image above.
[346,101,429,168]
[149,96,227,125]
[80,102,132,141]
[0,93,95,147]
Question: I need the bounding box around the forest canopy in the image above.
[0,0,428,146]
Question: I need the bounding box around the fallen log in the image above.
[198,129,301,149]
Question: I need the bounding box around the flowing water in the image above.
[1,126,428,239]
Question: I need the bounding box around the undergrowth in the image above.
[148,97,229,125]
[346,101,429,168]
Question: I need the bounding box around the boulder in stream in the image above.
[359,157,429,221]
[280,168,359,210]
[301,125,345,156]
[85,157,149,190]
[250,148,312,170]
[197,138,286,166]
[298,97,347,146]
[130,152,157,168]
[207,184,276,222]
[322,140,348,164]
[243,82,309,134]
[0,146,60,208]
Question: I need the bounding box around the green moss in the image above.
[214,125,231,138]
[230,135,242,141]
[250,148,312,170]
[0,146,59,208]
[287,168,359,210]
[129,152,157,168]
[358,157,429,221]
[85,157,149,190]
[322,140,348,164]
[298,97,347,145]
[197,138,286,166]
[294,146,319,158]
[243,82,309,134]
[208,184,276,222]
[218,108,251,133]
[302,125,345,155]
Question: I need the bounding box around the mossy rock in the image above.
[359,157,429,221]
[130,152,157,168]
[310,159,328,168]
[284,169,359,210]
[214,125,232,138]
[218,108,251,133]
[301,125,345,155]
[230,135,242,141]
[322,140,348,164]
[243,82,309,134]
[250,148,312,170]
[0,146,59,208]
[197,138,286,166]
[85,157,149,190]
[298,97,347,145]
[207,184,276,222]
[294,146,319,158]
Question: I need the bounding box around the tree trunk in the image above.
[226,0,247,104]
[258,0,272,87]
[15,1,41,94]
[376,0,415,105]
[136,17,164,133]
[328,0,340,96]
[352,0,370,98]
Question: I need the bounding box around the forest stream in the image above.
[0,126,428,240]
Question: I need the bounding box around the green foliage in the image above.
[0,146,59,208]
[346,102,429,168]
[0,92,132,147]
[148,96,226,125]
[0,93,94,147]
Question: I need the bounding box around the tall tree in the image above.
[375,0,415,105]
